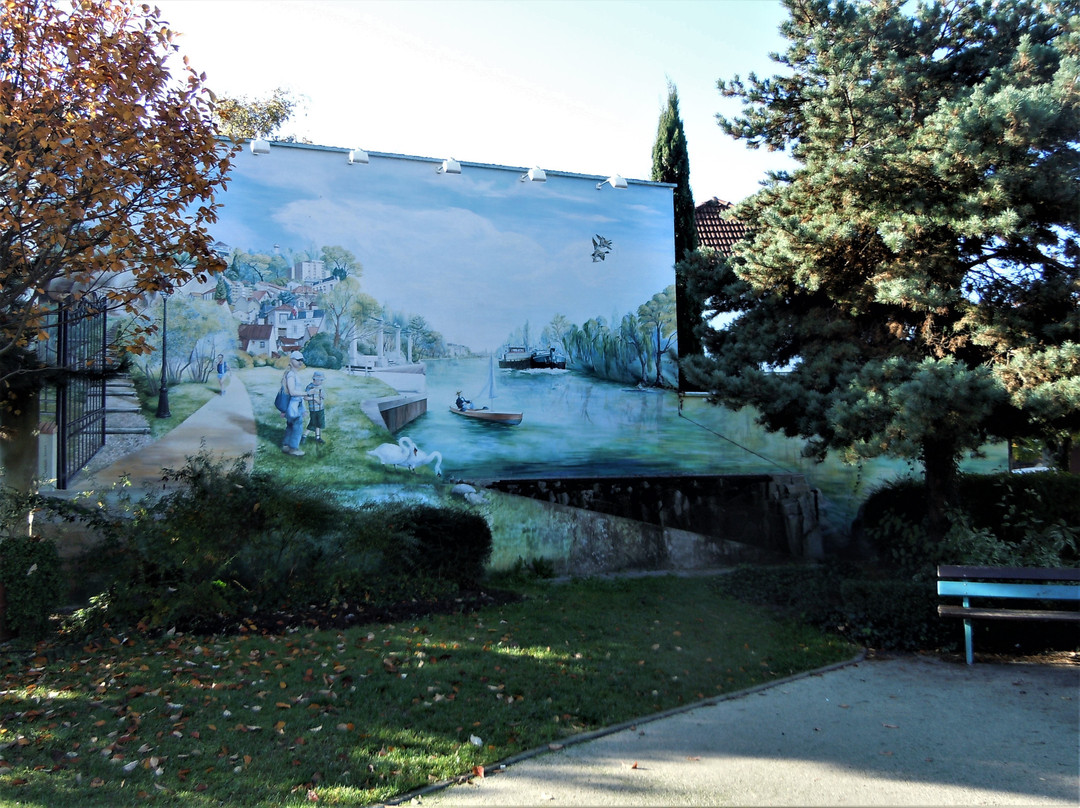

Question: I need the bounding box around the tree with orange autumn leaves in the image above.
[0,0,231,398]
[0,0,232,482]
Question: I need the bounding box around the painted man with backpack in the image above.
[277,351,307,456]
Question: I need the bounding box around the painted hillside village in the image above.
[203,246,437,370]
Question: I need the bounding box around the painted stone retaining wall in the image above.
[481,473,827,575]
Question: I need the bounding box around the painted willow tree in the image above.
[686,0,1080,539]
[651,82,702,379]
[0,0,230,487]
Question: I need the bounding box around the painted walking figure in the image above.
[280,351,307,457]
[215,353,229,395]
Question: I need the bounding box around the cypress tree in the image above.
[651,82,703,383]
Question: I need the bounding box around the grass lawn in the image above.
[0,575,856,806]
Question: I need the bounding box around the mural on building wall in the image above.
[112,143,704,488]
[102,141,1004,524]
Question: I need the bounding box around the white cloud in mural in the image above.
[266,197,666,350]
[215,145,673,352]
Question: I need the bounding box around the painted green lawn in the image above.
[0,576,856,806]
[239,366,419,487]
[139,367,442,489]
[140,385,217,441]
[139,366,1008,522]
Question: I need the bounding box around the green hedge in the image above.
[374,502,493,587]
[860,472,1080,574]
[59,453,494,636]
[0,535,62,640]
[0,488,68,641]
[714,564,954,652]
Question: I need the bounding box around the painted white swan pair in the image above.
[367,436,442,476]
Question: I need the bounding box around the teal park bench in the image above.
[937,565,1080,665]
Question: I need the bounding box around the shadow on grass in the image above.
[0,576,856,806]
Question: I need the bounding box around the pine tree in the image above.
[687,0,1080,539]
[651,82,702,384]
[213,275,232,305]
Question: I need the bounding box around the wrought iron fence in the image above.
[36,296,108,488]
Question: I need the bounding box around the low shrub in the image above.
[62,452,494,636]
[715,563,955,652]
[0,488,70,640]
[0,535,62,640]
[511,555,558,580]
[837,578,950,651]
[861,472,1080,575]
[301,332,345,370]
[713,563,840,625]
[373,501,493,587]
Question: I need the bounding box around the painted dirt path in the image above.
[71,375,257,493]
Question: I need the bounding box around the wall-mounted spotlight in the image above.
[520,166,547,183]
[250,136,271,156]
[596,174,627,190]
[348,148,369,165]
[437,157,461,175]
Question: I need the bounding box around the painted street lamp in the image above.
[155,292,171,418]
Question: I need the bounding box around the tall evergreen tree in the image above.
[651,82,703,384]
[687,0,1080,539]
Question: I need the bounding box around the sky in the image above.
[219,142,678,351]
[155,0,797,205]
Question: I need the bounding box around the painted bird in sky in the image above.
[591,234,613,262]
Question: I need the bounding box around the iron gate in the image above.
[37,296,108,488]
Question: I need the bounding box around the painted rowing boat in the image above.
[449,406,522,425]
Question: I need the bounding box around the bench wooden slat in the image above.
[937,580,1080,600]
[937,565,1080,665]
[938,605,1080,622]
[938,565,1080,582]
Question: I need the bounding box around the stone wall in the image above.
[481,490,771,576]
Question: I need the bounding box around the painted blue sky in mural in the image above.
[215,143,676,352]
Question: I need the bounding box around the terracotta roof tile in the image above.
[695,197,746,256]
[238,323,273,340]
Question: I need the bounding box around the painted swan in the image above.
[366,436,418,467]
[407,448,443,477]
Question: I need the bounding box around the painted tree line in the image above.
[502,285,679,388]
